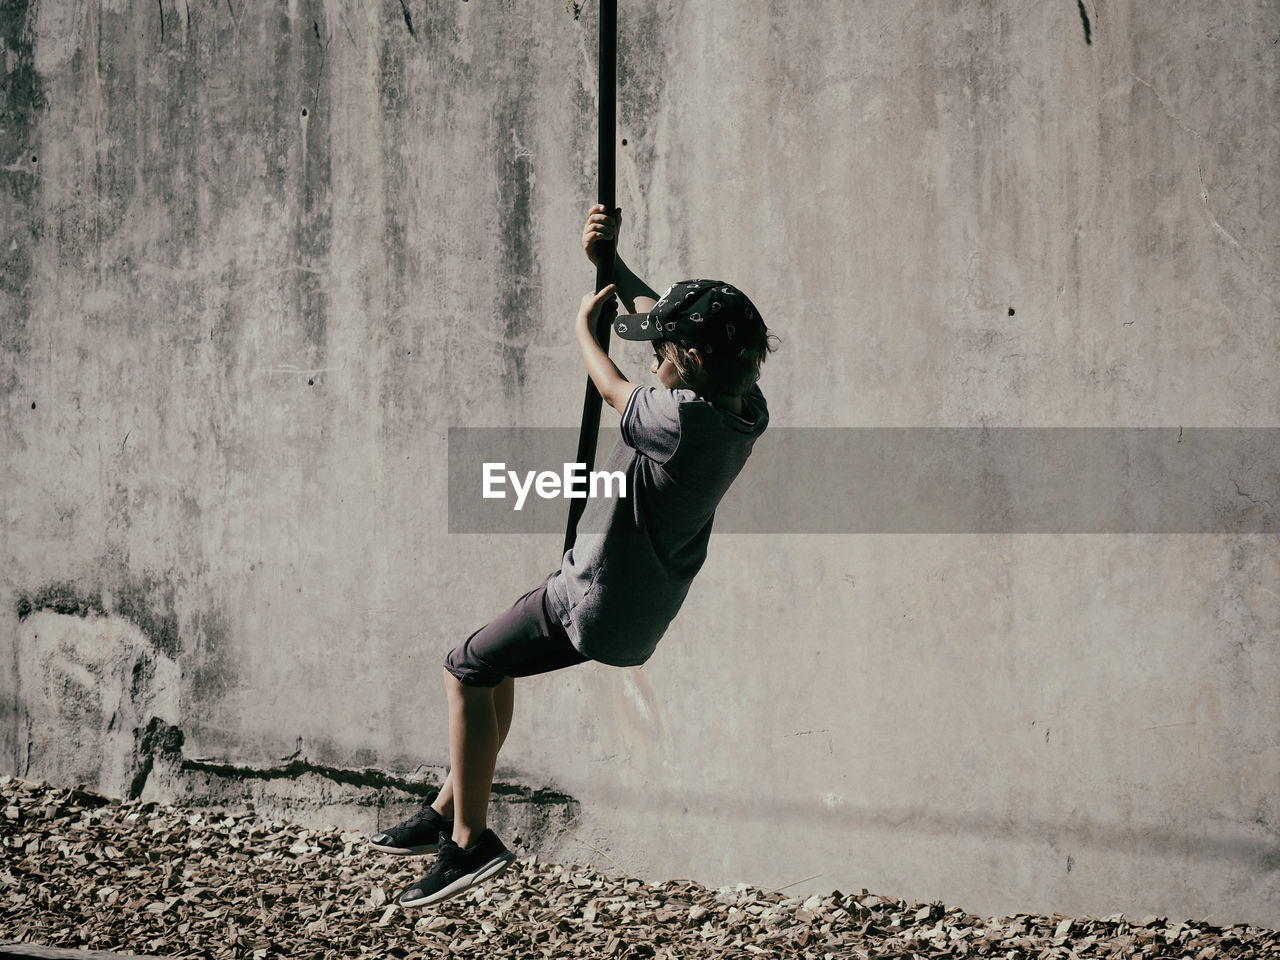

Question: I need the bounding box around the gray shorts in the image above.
[444,577,589,687]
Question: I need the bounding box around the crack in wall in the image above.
[1128,73,1207,144]
[1198,164,1245,254]
[1229,475,1275,510]
[1124,77,1256,259]
[131,721,578,815]
[178,754,576,807]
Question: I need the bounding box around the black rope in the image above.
[563,0,617,556]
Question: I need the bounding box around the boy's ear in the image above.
[685,347,706,369]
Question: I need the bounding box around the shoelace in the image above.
[427,839,467,877]
[403,804,446,829]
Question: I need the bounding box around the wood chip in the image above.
[0,777,1277,960]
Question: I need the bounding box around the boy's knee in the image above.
[444,665,503,698]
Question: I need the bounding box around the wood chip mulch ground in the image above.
[2,777,1277,959]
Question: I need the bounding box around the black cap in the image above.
[613,279,764,356]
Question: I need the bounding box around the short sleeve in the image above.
[620,386,686,464]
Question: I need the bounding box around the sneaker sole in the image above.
[399,854,515,908]
[368,840,441,856]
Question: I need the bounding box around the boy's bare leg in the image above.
[433,668,510,848]
[430,676,513,820]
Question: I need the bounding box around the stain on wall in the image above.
[186,606,235,704]
[14,583,105,622]
[129,714,185,799]
[0,0,43,387]
[11,607,180,798]
[17,574,181,659]
[493,90,541,403]
[293,8,334,356]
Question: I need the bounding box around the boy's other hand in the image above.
[577,284,618,332]
[583,204,621,265]
[575,283,633,414]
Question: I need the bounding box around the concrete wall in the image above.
[3,0,1278,928]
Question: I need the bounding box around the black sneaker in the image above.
[399,830,516,907]
[369,803,453,856]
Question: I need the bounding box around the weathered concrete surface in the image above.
[2,0,1277,928]
[11,603,180,797]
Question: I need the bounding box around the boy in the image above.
[370,205,774,907]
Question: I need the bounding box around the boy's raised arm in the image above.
[583,205,659,314]
[611,258,659,316]
[575,283,636,415]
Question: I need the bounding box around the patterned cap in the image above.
[613,279,764,356]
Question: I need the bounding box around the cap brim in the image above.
[612,312,664,341]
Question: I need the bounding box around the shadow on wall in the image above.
[618,784,1280,874]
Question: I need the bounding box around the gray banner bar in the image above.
[448,428,1279,534]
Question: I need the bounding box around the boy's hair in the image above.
[657,326,779,397]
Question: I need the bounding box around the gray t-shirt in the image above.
[547,383,769,666]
